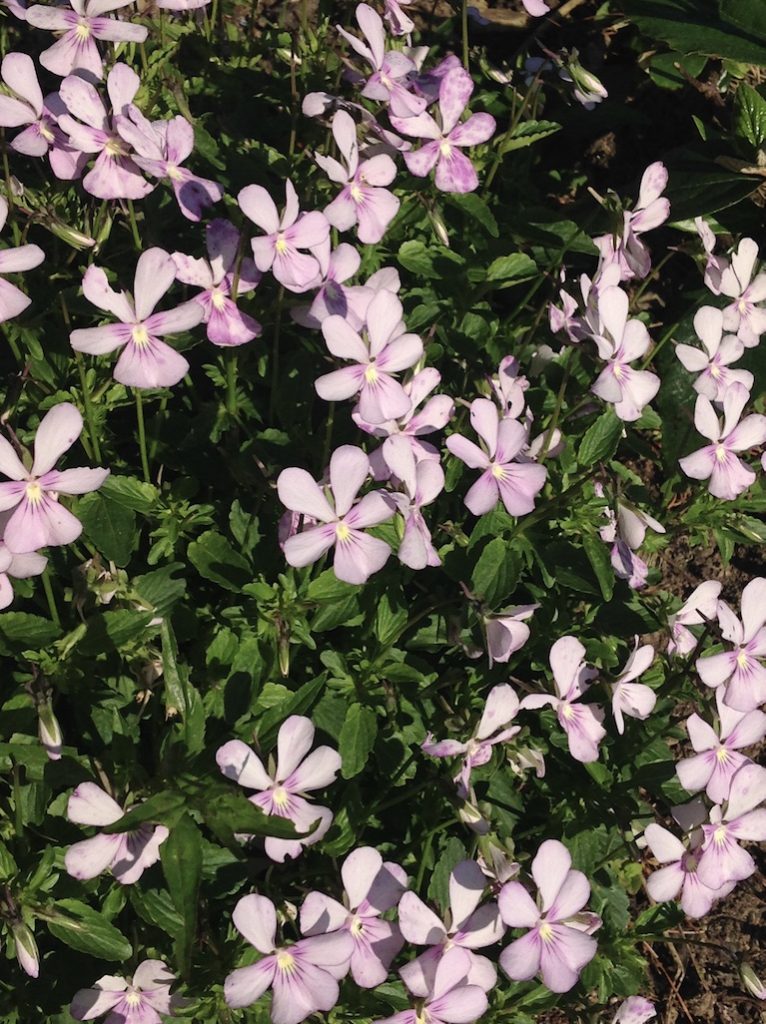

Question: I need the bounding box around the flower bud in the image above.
[741,964,766,1000]
[37,702,62,761]
[11,921,39,979]
[45,217,96,251]
[429,207,450,248]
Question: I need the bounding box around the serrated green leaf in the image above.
[501,119,561,152]
[578,410,624,466]
[582,534,615,601]
[99,475,158,513]
[46,899,132,960]
[470,537,520,608]
[0,613,60,648]
[485,253,537,284]
[734,82,766,149]
[187,530,251,592]
[339,703,377,779]
[78,493,137,566]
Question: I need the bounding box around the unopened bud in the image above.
[278,634,290,677]
[45,217,96,251]
[429,207,450,248]
[741,964,766,1000]
[562,54,607,107]
[458,798,489,834]
[37,703,62,761]
[11,922,39,979]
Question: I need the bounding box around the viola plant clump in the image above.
[2,1,766,1023]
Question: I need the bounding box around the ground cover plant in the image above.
[1,0,766,1021]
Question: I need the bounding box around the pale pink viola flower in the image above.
[423,685,522,791]
[71,961,181,1024]
[612,996,656,1024]
[391,66,496,193]
[239,179,329,293]
[116,108,223,221]
[594,162,670,281]
[217,716,341,863]
[675,306,753,402]
[680,384,766,501]
[484,605,536,667]
[719,237,766,347]
[695,576,766,711]
[172,219,262,347]
[490,356,529,420]
[224,894,354,1022]
[379,947,488,1024]
[25,0,147,80]
[70,247,203,389]
[520,636,605,764]
[58,64,153,200]
[0,53,86,178]
[0,196,45,324]
[597,486,665,591]
[446,398,547,518]
[277,446,394,584]
[317,110,400,245]
[290,239,367,330]
[694,216,728,295]
[697,762,766,888]
[338,4,425,118]
[499,839,599,992]
[316,290,423,424]
[610,640,656,734]
[398,859,504,996]
[591,287,660,422]
[676,686,766,803]
[353,367,454,477]
[0,512,47,607]
[0,403,108,554]
[64,782,168,885]
[300,846,407,988]
[383,0,413,35]
[643,823,729,919]
[668,580,722,656]
[384,435,444,569]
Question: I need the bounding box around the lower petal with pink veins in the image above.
[356,187,400,245]
[697,826,755,887]
[434,147,479,194]
[270,957,339,1024]
[3,494,83,552]
[464,471,499,516]
[539,925,595,991]
[113,336,189,389]
[708,450,755,500]
[40,31,103,80]
[349,918,404,988]
[558,703,605,763]
[496,462,547,517]
[500,930,541,982]
[679,872,720,919]
[207,299,261,346]
[83,152,153,202]
[333,528,390,584]
[224,960,276,1010]
[724,660,766,712]
[358,372,411,424]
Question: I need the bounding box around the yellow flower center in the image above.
[715,445,727,462]
[491,464,506,479]
[715,746,729,762]
[350,916,364,936]
[211,288,227,310]
[104,137,126,157]
[125,991,142,1007]
[539,922,554,942]
[26,481,43,504]
[132,325,150,347]
[738,299,748,314]
[276,951,296,972]
[710,364,720,378]
[736,650,748,668]
[40,123,55,143]
[272,786,289,808]
[350,184,363,203]
[365,365,378,383]
[561,703,574,719]
[275,234,288,254]
[166,163,183,181]
[439,140,452,157]
[75,19,91,39]
[613,363,624,380]
[336,522,351,542]
[713,825,727,845]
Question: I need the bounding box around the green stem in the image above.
[268,288,285,422]
[538,348,572,464]
[135,390,151,483]
[126,200,141,250]
[65,291,102,462]
[149,393,168,460]
[2,324,22,364]
[42,568,61,628]
[225,350,238,417]
[461,0,469,70]
[641,316,681,370]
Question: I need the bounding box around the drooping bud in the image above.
[741,964,766,1000]
[12,921,39,979]
[37,701,62,761]
[562,52,608,107]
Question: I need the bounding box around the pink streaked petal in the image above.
[450,113,496,148]
[270,958,339,1024]
[4,494,83,551]
[216,739,272,791]
[113,336,189,389]
[499,931,541,981]
[112,823,168,884]
[223,960,276,1010]
[358,372,410,424]
[333,529,390,584]
[376,333,423,373]
[435,148,479,194]
[70,324,132,355]
[283,525,337,568]
[496,462,546,516]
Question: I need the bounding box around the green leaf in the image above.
[619,0,766,64]
[427,837,466,909]
[582,534,615,602]
[161,617,190,719]
[193,785,301,842]
[130,887,184,936]
[103,791,187,834]
[445,193,499,237]
[258,674,327,747]
[647,51,707,90]
[187,530,251,592]
[78,493,137,566]
[471,537,520,608]
[398,240,437,278]
[80,609,154,655]
[485,253,537,284]
[133,563,187,617]
[374,590,408,646]
[46,899,132,960]
[99,475,158,513]
[339,703,377,779]
[161,813,202,977]
[501,119,561,152]
[734,83,766,149]
[578,410,623,466]
[0,612,60,648]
